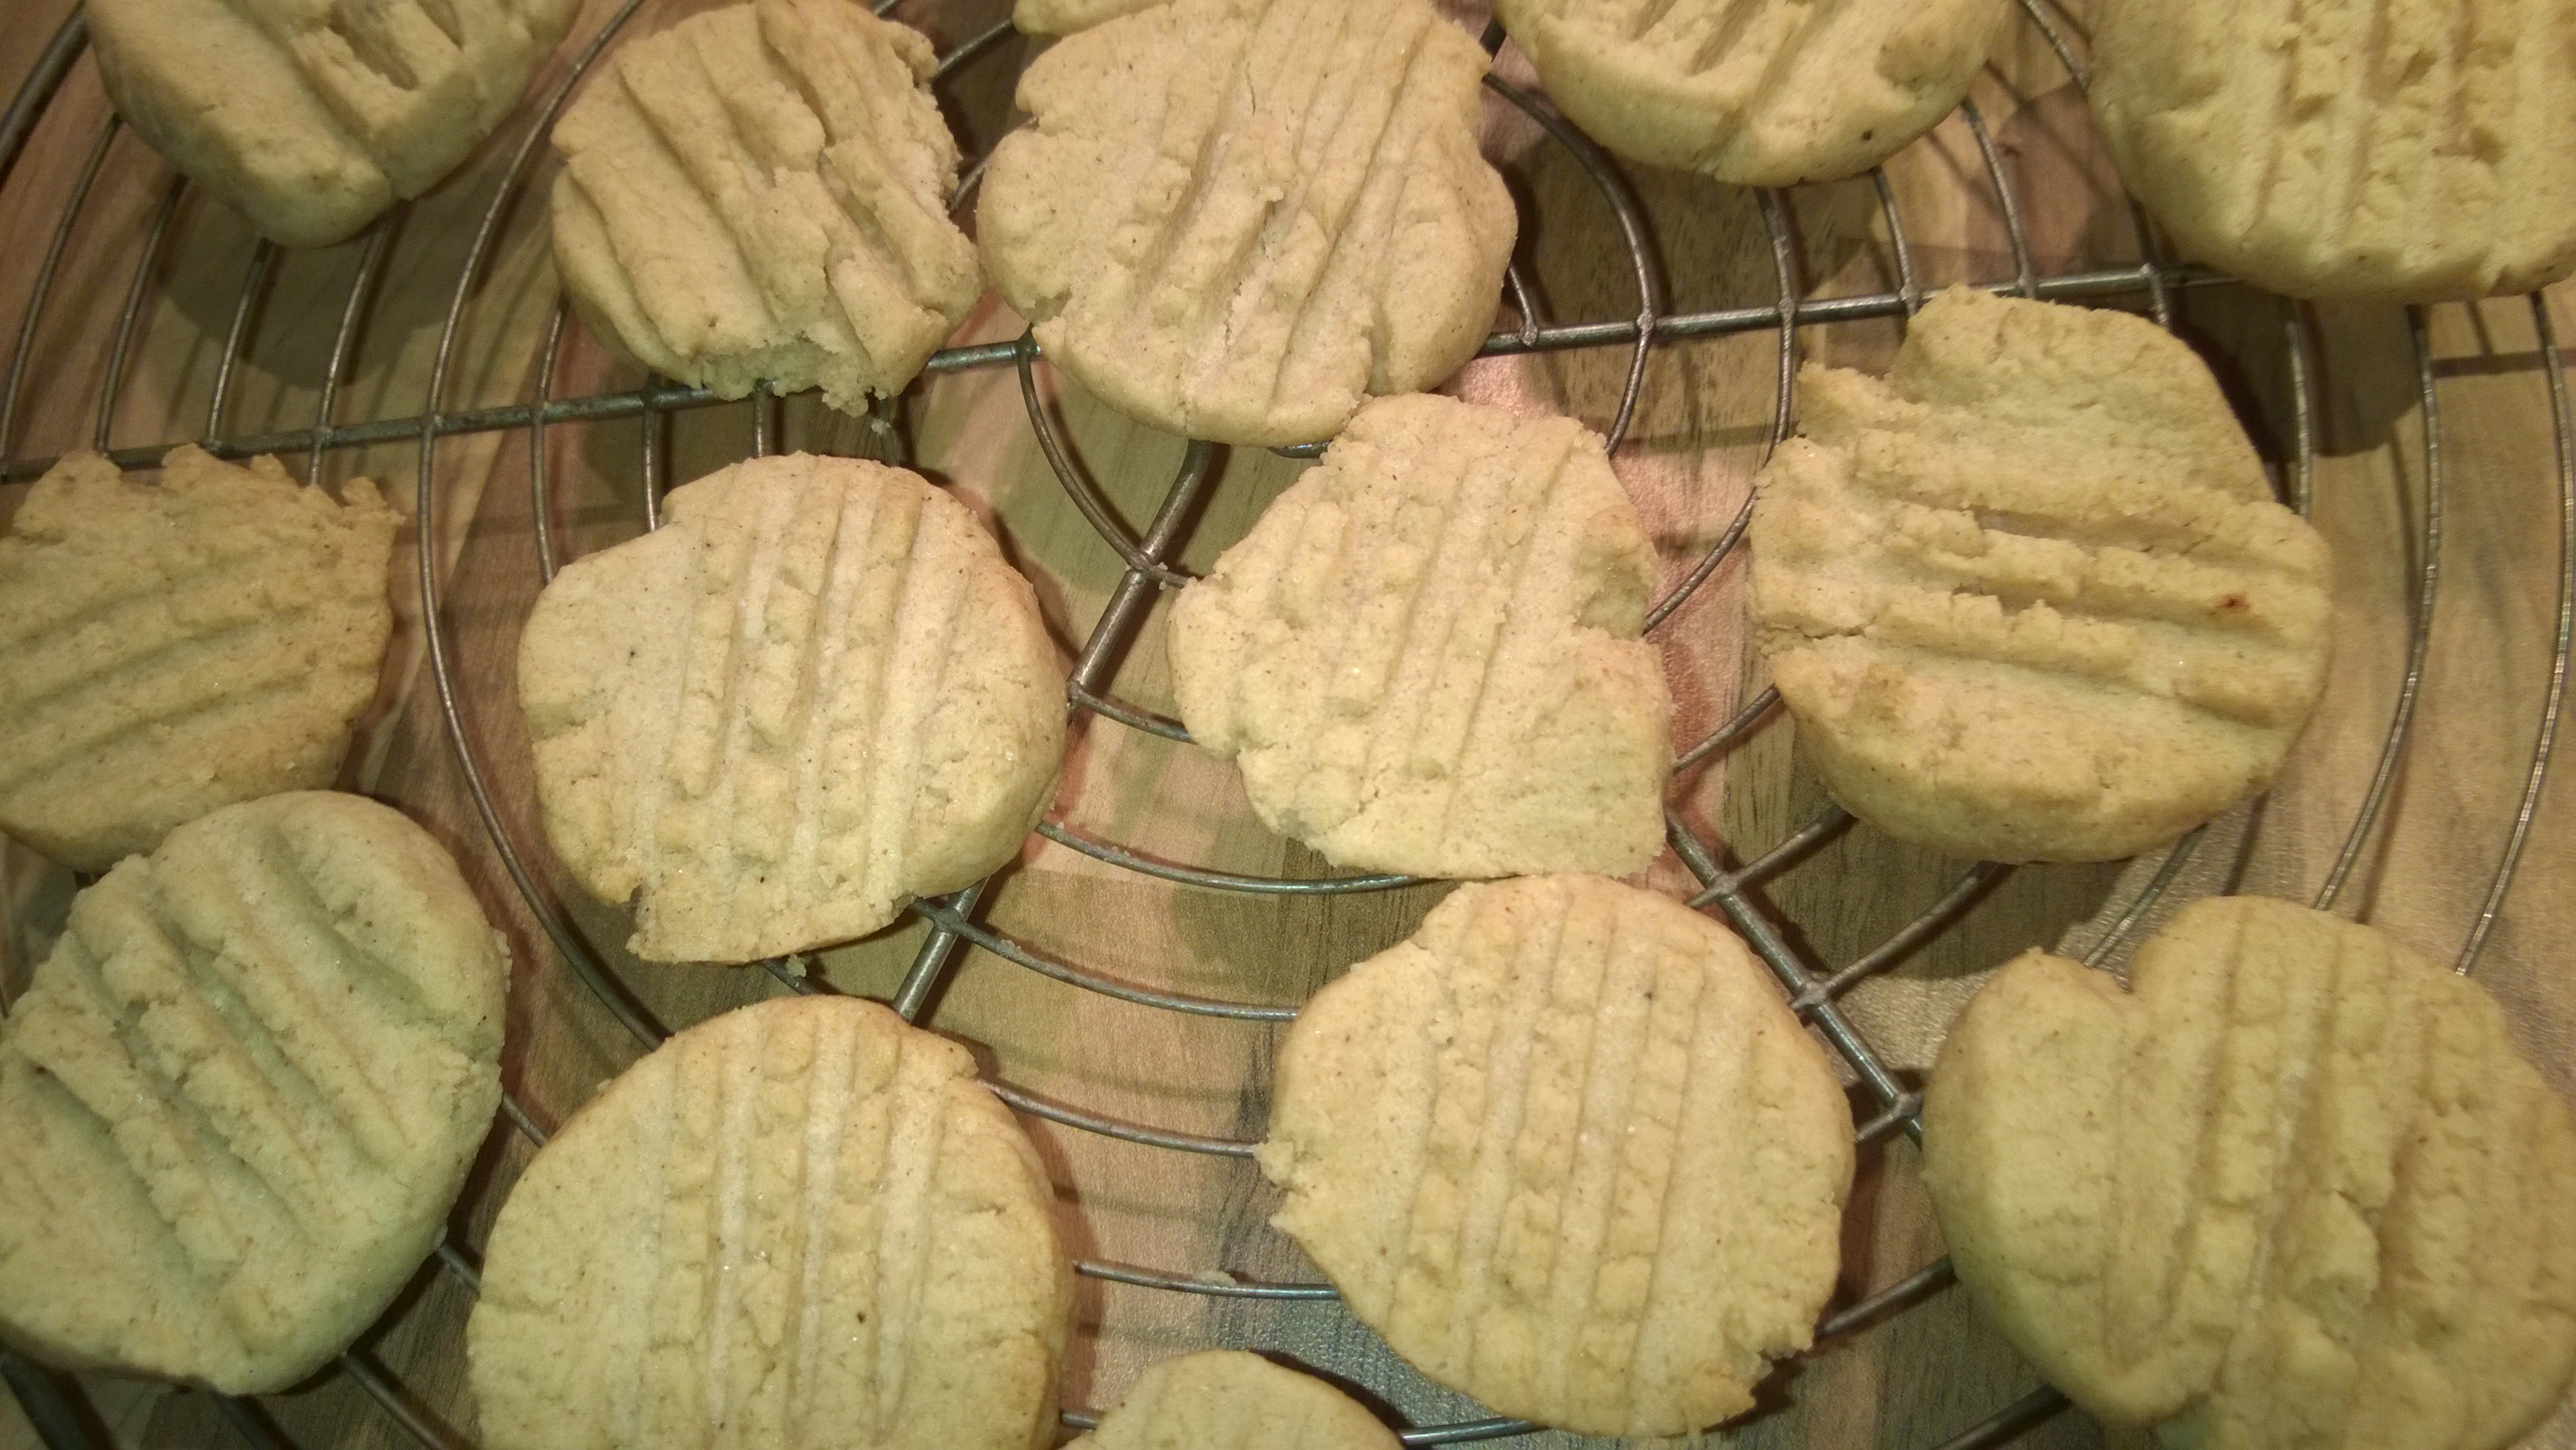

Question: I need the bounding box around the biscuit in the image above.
[978,0,1517,447]
[517,452,1063,964]
[0,447,397,874]
[1012,0,1163,33]
[1171,395,1669,879]
[1068,1351,1398,1450]
[1496,0,2010,186]
[1749,288,2332,863]
[86,0,578,248]
[1920,896,2576,1449]
[550,0,985,412]
[0,792,507,1393]
[1259,874,1853,1436]
[468,995,1073,1450]
[2090,0,2576,300]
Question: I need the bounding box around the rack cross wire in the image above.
[1,1,2571,1447]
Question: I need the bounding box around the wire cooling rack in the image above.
[1,0,2572,1446]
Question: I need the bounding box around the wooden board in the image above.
[2,2,2572,1448]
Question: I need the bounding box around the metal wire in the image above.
[2285,302,2318,515]
[1928,1387,2069,1450]
[0,1351,89,1450]
[418,0,671,1058]
[1666,808,1914,1119]
[1815,861,2012,999]
[3,1,2569,1446]
[1013,331,1193,587]
[906,892,1300,1021]
[2456,297,2576,972]
[527,302,570,578]
[433,1240,483,1296]
[1955,99,2036,299]
[1480,71,1660,452]
[0,10,81,186]
[205,241,277,439]
[890,881,976,1024]
[309,214,400,485]
[92,172,186,452]
[0,265,2237,484]
[0,121,116,455]
[1062,684,1194,740]
[986,1079,1262,1158]
[337,1351,463,1450]
[210,1394,294,1450]
[1079,1260,1337,1301]
[1635,185,1795,637]
[2314,309,2447,912]
[1035,821,1415,895]
[1396,1418,1541,1446]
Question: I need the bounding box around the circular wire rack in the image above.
[1,1,2572,1447]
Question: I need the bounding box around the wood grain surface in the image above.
[2,1,2572,1448]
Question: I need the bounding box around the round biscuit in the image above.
[86,0,579,247]
[0,792,508,1393]
[977,0,1516,447]
[516,452,1065,965]
[1921,896,2576,1447]
[1749,287,2334,863]
[0,447,397,874]
[1168,394,1671,880]
[468,995,1073,1450]
[1496,0,2010,186]
[550,0,983,413]
[1258,874,1853,1437]
[2089,0,2576,300]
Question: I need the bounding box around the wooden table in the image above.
[3,2,2572,1447]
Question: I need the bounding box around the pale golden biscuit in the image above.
[468,995,1073,1450]
[1497,0,2009,186]
[978,0,1517,447]
[2091,0,2576,300]
[1012,0,1164,33]
[517,452,1062,964]
[0,447,397,874]
[1921,896,2576,1449]
[87,0,578,247]
[1749,288,2332,863]
[1068,1351,1398,1450]
[550,0,983,412]
[1260,874,1853,1437]
[1169,394,1669,879]
[0,792,507,1393]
